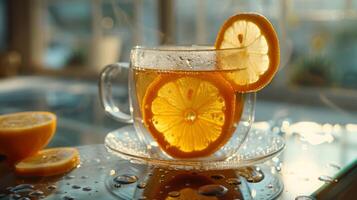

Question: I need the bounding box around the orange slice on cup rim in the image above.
[15,147,80,177]
[142,73,239,158]
[215,12,280,92]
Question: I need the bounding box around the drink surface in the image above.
[132,67,244,158]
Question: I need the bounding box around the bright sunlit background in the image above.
[1,1,357,88]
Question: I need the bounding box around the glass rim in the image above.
[132,45,245,52]
[130,45,246,70]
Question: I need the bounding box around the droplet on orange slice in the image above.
[142,73,238,158]
[0,111,57,163]
[15,147,80,177]
[215,13,280,92]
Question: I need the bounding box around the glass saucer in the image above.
[105,126,285,170]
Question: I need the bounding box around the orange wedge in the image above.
[215,13,280,92]
[15,147,80,177]
[0,111,56,163]
[142,73,237,158]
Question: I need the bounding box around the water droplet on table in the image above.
[198,184,228,197]
[137,182,146,189]
[10,184,34,192]
[211,174,225,180]
[109,169,116,176]
[168,191,180,197]
[226,178,241,185]
[114,183,121,188]
[71,185,81,189]
[295,195,315,200]
[328,163,341,170]
[82,187,92,192]
[47,185,57,190]
[113,174,138,184]
[81,175,88,179]
[238,166,264,183]
[29,190,44,197]
[18,197,31,200]
[65,175,75,179]
[12,188,34,196]
[63,195,75,200]
[318,175,337,183]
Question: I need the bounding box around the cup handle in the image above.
[99,62,133,123]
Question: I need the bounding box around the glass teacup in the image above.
[99,46,255,161]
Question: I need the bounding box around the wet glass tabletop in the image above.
[0,76,356,200]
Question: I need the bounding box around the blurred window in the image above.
[11,0,357,91]
[0,0,7,51]
[286,0,357,89]
[43,0,158,70]
[174,0,357,90]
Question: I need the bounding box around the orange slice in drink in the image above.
[142,73,237,158]
[215,13,280,92]
[0,111,56,163]
[15,147,80,177]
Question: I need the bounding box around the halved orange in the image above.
[0,111,57,163]
[215,13,280,92]
[142,72,238,158]
[15,147,80,177]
